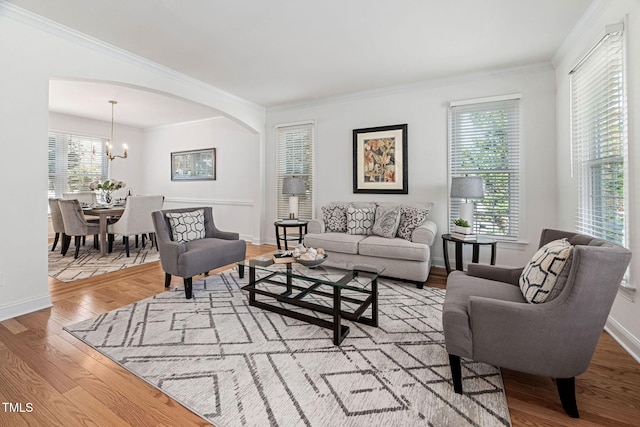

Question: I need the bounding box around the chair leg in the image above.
[449,354,463,394]
[238,264,245,278]
[556,377,579,418]
[135,235,139,248]
[124,236,130,257]
[74,236,81,259]
[184,277,193,299]
[164,273,172,288]
[141,234,147,248]
[82,235,86,246]
[52,232,60,251]
[61,234,71,255]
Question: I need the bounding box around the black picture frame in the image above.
[171,148,216,181]
[353,124,408,194]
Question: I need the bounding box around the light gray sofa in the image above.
[303,202,437,286]
[443,228,632,418]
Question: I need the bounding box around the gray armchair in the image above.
[443,229,631,418]
[151,207,246,299]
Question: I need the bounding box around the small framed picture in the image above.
[171,148,216,181]
[353,124,408,194]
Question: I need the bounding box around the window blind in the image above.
[571,25,627,246]
[276,123,314,220]
[48,132,108,198]
[449,97,521,238]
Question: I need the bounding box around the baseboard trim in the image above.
[605,316,640,364]
[0,293,53,322]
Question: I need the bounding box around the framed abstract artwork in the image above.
[353,124,408,194]
[171,148,216,181]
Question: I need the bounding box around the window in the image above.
[276,122,314,220]
[570,23,627,248]
[48,131,108,198]
[449,96,521,238]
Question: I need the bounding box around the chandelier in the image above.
[106,100,128,161]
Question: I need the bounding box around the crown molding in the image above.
[0,1,265,115]
[551,0,610,67]
[267,62,553,113]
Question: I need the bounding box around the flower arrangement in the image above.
[90,179,126,204]
[453,218,470,227]
[90,179,126,191]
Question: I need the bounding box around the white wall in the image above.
[0,6,265,321]
[265,65,558,268]
[555,0,640,361]
[144,118,259,241]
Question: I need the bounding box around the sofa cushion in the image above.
[358,235,429,261]
[347,206,376,235]
[397,204,431,241]
[321,204,348,232]
[165,209,206,243]
[519,238,574,303]
[372,205,401,238]
[304,232,366,255]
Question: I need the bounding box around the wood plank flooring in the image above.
[1,243,639,426]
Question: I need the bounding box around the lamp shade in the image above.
[450,176,484,199]
[282,176,306,195]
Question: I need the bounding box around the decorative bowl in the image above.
[294,254,327,268]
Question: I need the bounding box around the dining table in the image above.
[82,206,125,256]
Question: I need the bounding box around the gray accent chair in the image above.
[151,207,246,299]
[58,199,100,258]
[443,228,631,418]
[48,198,66,252]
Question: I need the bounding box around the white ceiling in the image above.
[9,0,593,128]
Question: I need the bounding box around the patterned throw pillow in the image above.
[322,204,348,232]
[165,209,206,243]
[372,205,402,239]
[519,238,574,303]
[396,205,431,241]
[346,206,376,235]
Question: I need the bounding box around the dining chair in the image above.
[58,199,100,258]
[107,195,165,257]
[48,198,66,252]
[63,191,97,206]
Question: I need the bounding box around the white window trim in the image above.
[448,94,522,240]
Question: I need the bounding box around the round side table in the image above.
[442,233,497,274]
[274,220,308,250]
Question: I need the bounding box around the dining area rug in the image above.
[48,236,160,282]
[64,270,512,426]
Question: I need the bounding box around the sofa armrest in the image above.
[467,264,523,286]
[308,219,325,234]
[411,220,437,246]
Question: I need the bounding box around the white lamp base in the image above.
[459,202,474,229]
[288,195,299,218]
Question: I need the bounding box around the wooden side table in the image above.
[442,233,497,274]
[274,220,308,250]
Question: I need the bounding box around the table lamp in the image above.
[450,176,484,229]
[282,176,306,219]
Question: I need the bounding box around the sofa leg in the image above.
[164,273,171,288]
[449,354,463,394]
[184,277,193,299]
[238,264,245,279]
[556,377,579,418]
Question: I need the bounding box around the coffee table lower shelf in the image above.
[241,267,378,346]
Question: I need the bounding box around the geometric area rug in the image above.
[64,270,512,426]
[48,236,160,282]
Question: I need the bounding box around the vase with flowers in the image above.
[90,179,126,205]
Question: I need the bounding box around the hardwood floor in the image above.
[1,243,639,426]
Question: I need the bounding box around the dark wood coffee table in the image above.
[238,253,382,345]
